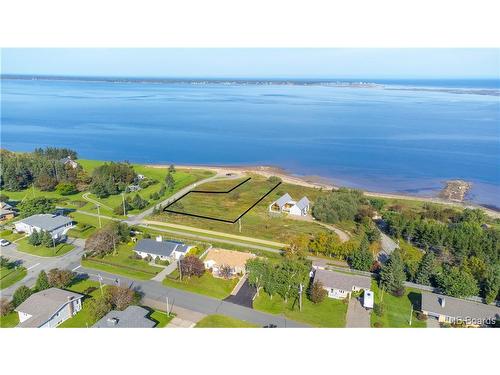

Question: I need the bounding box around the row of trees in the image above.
[312,188,374,224]
[28,229,56,247]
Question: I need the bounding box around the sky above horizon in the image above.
[1,48,499,79]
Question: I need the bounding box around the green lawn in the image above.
[67,211,113,238]
[148,309,175,328]
[0,230,25,243]
[370,280,427,328]
[59,279,107,328]
[153,176,331,243]
[0,312,19,328]
[162,270,238,299]
[253,291,348,328]
[82,242,163,280]
[16,238,75,257]
[0,266,27,290]
[195,314,258,328]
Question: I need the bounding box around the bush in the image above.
[12,286,33,307]
[373,303,385,317]
[267,176,282,184]
[392,287,405,298]
[416,312,428,321]
[0,298,13,316]
[48,268,74,288]
[180,255,205,278]
[88,296,112,321]
[373,322,384,328]
[309,281,327,303]
[56,182,78,196]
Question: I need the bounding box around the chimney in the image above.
[107,317,119,326]
[439,297,446,308]
[156,235,163,242]
[67,296,75,315]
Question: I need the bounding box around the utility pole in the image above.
[299,283,303,311]
[96,204,102,228]
[238,218,242,233]
[178,258,182,282]
[52,236,56,256]
[409,303,413,326]
[98,274,104,296]
[121,192,126,216]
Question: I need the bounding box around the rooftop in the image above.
[421,292,500,323]
[15,288,83,328]
[313,269,372,291]
[134,238,190,257]
[204,248,256,269]
[295,196,310,210]
[273,193,294,208]
[93,306,156,328]
[17,214,73,232]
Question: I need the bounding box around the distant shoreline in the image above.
[147,163,500,218]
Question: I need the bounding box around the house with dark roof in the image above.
[269,193,310,217]
[0,202,16,222]
[133,236,192,261]
[14,214,73,240]
[421,292,500,327]
[313,268,372,300]
[15,288,83,328]
[93,306,156,328]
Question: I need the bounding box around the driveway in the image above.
[346,297,371,328]
[224,278,256,308]
[0,237,85,298]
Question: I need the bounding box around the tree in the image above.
[12,285,33,307]
[168,164,176,174]
[414,251,435,286]
[349,236,373,271]
[273,259,309,303]
[105,286,138,310]
[28,230,42,246]
[41,230,54,248]
[218,265,233,279]
[380,249,406,296]
[34,174,58,191]
[309,281,327,303]
[55,182,77,195]
[17,197,55,217]
[165,172,175,191]
[0,298,13,317]
[437,266,479,298]
[286,234,309,259]
[180,255,205,278]
[88,296,112,321]
[47,268,74,288]
[0,256,10,268]
[0,194,10,202]
[312,188,364,224]
[130,194,148,210]
[84,223,122,257]
[35,270,50,291]
[247,258,270,296]
[90,180,109,198]
[483,266,500,304]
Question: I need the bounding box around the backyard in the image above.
[81,241,163,280]
[195,314,258,328]
[162,269,238,299]
[16,238,75,257]
[370,280,427,328]
[253,291,348,327]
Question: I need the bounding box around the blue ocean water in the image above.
[1,78,499,207]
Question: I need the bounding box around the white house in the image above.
[269,193,310,217]
[14,214,74,240]
[15,288,83,328]
[313,269,372,300]
[133,236,192,261]
[59,156,78,169]
[203,248,256,278]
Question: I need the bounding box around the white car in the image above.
[0,239,11,247]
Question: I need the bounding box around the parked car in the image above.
[0,239,11,246]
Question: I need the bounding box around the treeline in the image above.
[0,148,87,192]
[89,162,137,198]
[383,207,500,302]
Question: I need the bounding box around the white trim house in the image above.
[15,288,83,328]
[14,214,74,240]
[134,236,192,261]
[313,269,372,300]
[269,193,310,217]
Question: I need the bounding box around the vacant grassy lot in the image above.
[16,238,75,257]
[253,292,348,328]
[195,314,258,328]
[162,269,238,299]
[0,266,27,290]
[68,211,114,238]
[370,280,426,328]
[0,312,19,328]
[82,242,163,280]
[155,176,331,242]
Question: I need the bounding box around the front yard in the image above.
[162,269,238,299]
[16,238,75,257]
[370,280,427,328]
[0,266,27,290]
[253,291,348,328]
[82,242,163,280]
[195,314,258,328]
[0,312,19,328]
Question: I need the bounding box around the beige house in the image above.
[0,202,16,222]
[203,248,256,278]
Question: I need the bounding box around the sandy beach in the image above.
[146,163,500,219]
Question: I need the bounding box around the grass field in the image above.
[82,242,163,280]
[0,312,19,328]
[0,266,27,290]
[162,269,238,299]
[370,280,427,328]
[154,176,331,243]
[16,238,75,257]
[253,291,348,327]
[68,211,114,238]
[195,314,258,328]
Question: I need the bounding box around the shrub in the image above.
[0,298,13,316]
[416,312,428,321]
[12,286,33,307]
[35,270,50,291]
[309,281,327,303]
[267,176,282,184]
[88,296,112,321]
[55,182,78,195]
[373,322,384,328]
[373,303,385,317]
[392,287,405,298]
[48,268,74,288]
[180,255,205,278]
[105,285,138,311]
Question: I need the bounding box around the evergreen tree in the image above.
[28,230,41,246]
[414,251,435,286]
[483,266,500,304]
[349,236,373,271]
[165,172,175,191]
[12,286,33,307]
[35,270,50,291]
[42,231,54,248]
[437,266,479,298]
[380,249,406,296]
[168,164,176,174]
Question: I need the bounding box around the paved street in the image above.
[77,267,309,328]
[346,297,371,328]
[0,237,86,298]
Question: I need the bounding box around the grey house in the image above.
[14,214,73,240]
[313,269,372,300]
[15,288,83,328]
[93,306,156,328]
[421,292,500,327]
[134,236,192,261]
